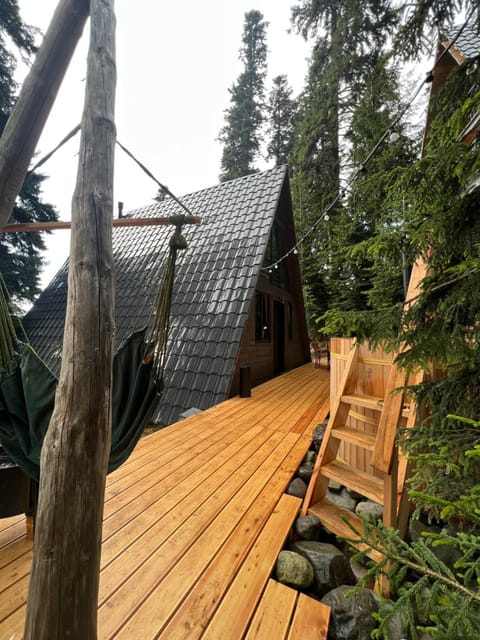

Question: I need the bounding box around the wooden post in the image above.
[0,0,89,230]
[24,1,116,638]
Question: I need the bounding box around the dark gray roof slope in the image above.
[24,166,288,425]
[443,25,480,59]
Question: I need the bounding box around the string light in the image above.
[261,13,475,273]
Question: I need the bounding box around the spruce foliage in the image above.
[284,5,480,637]
[218,10,268,182]
[265,74,297,166]
[289,0,400,325]
[0,0,58,306]
[347,417,480,639]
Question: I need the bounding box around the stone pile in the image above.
[275,511,380,640]
[277,422,395,639]
[278,421,441,639]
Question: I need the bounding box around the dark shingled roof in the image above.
[442,25,480,60]
[23,165,289,425]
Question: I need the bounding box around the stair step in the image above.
[308,497,383,563]
[331,426,376,450]
[341,393,384,411]
[319,459,384,504]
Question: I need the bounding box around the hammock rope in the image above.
[147,216,188,383]
[0,275,17,373]
[0,216,191,480]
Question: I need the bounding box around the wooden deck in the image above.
[0,363,330,639]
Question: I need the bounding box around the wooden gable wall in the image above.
[229,178,310,395]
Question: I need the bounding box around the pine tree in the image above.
[218,10,268,182]
[289,0,398,325]
[326,58,419,316]
[265,74,297,166]
[0,0,58,306]
[394,0,479,59]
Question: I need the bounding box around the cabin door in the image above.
[273,300,285,374]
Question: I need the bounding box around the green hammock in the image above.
[0,217,190,481]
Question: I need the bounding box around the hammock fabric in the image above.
[0,329,158,481]
[0,216,191,481]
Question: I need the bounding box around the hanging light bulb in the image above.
[324,214,330,222]
[293,248,298,255]
[389,130,400,143]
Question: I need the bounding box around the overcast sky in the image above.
[16,1,312,284]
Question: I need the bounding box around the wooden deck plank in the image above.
[99,432,302,639]
[0,539,31,571]
[201,495,301,640]
[155,437,310,640]
[98,426,280,589]
[0,517,25,549]
[104,415,242,501]
[0,605,24,637]
[287,593,330,640]
[244,579,297,640]
[0,571,29,625]
[0,363,330,639]
[102,417,247,522]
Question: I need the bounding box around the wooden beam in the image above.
[24,1,116,638]
[2,215,201,233]
[0,0,90,231]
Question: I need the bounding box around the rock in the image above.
[415,587,432,626]
[386,612,409,640]
[292,541,356,597]
[297,464,314,483]
[328,479,343,492]
[295,515,322,541]
[409,518,441,542]
[346,488,364,500]
[327,488,357,511]
[409,519,461,570]
[379,602,409,640]
[313,421,328,450]
[350,562,375,589]
[321,585,378,640]
[276,550,314,590]
[287,477,307,498]
[355,500,383,521]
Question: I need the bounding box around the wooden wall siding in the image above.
[232,284,309,395]
[230,175,310,397]
[329,338,407,477]
[0,363,330,639]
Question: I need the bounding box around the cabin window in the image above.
[255,293,271,342]
[262,221,287,288]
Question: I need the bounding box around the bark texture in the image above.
[0,0,90,229]
[24,1,116,637]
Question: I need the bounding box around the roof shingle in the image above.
[24,166,288,425]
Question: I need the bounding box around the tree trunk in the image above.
[0,0,90,230]
[24,1,116,638]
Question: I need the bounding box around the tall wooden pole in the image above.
[0,0,90,230]
[24,0,116,637]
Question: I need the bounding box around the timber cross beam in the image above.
[1,215,201,233]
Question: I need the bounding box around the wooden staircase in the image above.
[302,340,421,555]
